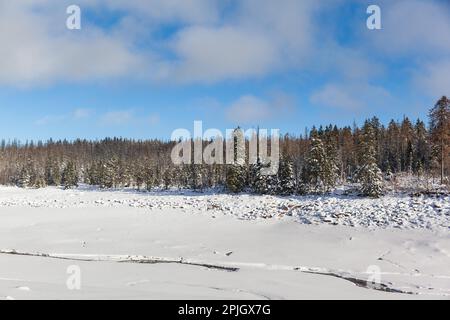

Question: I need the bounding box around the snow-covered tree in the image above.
[226,164,246,193]
[278,156,296,195]
[131,163,144,190]
[252,159,272,194]
[86,161,102,186]
[0,109,445,193]
[358,122,384,197]
[143,165,155,191]
[16,165,31,188]
[429,96,450,184]
[117,160,133,187]
[62,161,78,189]
[33,174,46,189]
[226,128,247,193]
[45,158,61,186]
[302,137,338,194]
[102,157,118,188]
[190,164,203,191]
[163,167,173,190]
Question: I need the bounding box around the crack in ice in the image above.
[2,248,443,296]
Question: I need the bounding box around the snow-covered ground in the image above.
[1,185,448,230]
[0,186,449,299]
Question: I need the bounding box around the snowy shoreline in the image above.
[0,185,448,231]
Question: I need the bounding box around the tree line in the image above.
[0,96,448,197]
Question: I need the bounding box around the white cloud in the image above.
[36,108,159,127]
[85,0,220,24]
[73,108,92,119]
[311,84,362,111]
[226,96,271,124]
[99,110,160,126]
[0,0,335,86]
[310,83,391,111]
[368,0,450,57]
[1,0,448,92]
[167,0,327,82]
[238,0,318,65]
[170,26,277,83]
[35,108,94,126]
[148,113,160,125]
[35,114,67,126]
[361,0,450,98]
[315,45,385,81]
[414,60,450,97]
[225,93,295,125]
[0,2,148,87]
[100,111,134,126]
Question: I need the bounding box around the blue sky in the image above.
[0,0,449,141]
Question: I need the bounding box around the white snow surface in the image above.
[0,186,449,299]
[0,185,448,230]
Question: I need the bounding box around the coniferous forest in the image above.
[0,96,448,197]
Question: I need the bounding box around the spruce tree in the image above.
[226,128,247,193]
[358,122,384,197]
[17,165,31,188]
[33,174,46,188]
[252,158,270,194]
[163,167,173,190]
[62,161,78,189]
[143,165,155,191]
[44,159,55,186]
[429,96,450,184]
[86,161,102,186]
[101,157,118,188]
[44,158,61,186]
[133,163,145,190]
[190,164,203,191]
[302,137,338,194]
[414,119,429,174]
[226,164,246,193]
[278,156,296,195]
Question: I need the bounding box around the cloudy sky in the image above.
[0,0,449,140]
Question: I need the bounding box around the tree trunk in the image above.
[441,138,445,185]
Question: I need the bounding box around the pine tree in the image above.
[248,162,258,191]
[358,122,383,197]
[226,164,246,193]
[143,165,155,191]
[101,157,118,188]
[414,119,429,174]
[16,165,31,188]
[53,163,62,186]
[226,128,247,193]
[44,158,61,186]
[133,163,145,190]
[16,158,38,188]
[44,159,55,186]
[266,170,279,195]
[429,96,450,184]
[171,165,184,189]
[278,156,296,195]
[62,161,78,189]
[33,174,46,188]
[115,159,127,187]
[163,167,173,190]
[190,164,203,191]
[252,158,270,194]
[86,161,102,186]
[302,137,338,194]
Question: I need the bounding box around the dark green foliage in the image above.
[62,161,78,189]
